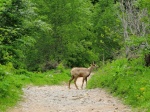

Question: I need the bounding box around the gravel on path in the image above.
[8,78,132,112]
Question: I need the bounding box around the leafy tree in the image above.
[0,0,37,68]
[91,0,121,63]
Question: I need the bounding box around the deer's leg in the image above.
[85,77,88,87]
[74,77,79,89]
[81,77,86,89]
[68,76,74,89]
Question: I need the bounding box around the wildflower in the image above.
[140,87,145,91]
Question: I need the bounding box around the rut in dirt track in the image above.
[9,78,132,112]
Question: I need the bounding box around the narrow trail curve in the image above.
[8,78,132,112]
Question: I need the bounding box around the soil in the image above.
[8,77,132,112]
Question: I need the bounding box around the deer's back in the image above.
[71,67,89,77]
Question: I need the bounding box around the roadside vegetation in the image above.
[0,63,70,111]
[87,57,150,112]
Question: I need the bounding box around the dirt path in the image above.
[8,78,132,112]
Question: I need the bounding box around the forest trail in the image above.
[8,77,132,112]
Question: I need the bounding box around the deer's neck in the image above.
[88,66,93,73]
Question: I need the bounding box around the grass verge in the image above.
[87,58,150,112]
[0,64,70,111]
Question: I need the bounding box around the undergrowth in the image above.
[0,63,70,112]
[87,58,150,112]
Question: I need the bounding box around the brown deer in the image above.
[68,63,96,89]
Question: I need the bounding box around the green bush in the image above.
[0,64,23,111]
[87,58,150,111]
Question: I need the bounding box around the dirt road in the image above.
[9,78,131,112]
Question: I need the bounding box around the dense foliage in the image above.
[0,0,37,68]
[1,0,149,70]
[0,0,124,70]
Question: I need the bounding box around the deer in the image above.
[68,63,97,89]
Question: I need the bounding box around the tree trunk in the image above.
[145,54,150,67]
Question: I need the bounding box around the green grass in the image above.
[0,64,70,112]
[87,58,150,112]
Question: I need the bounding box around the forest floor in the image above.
[8,77,132,112]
